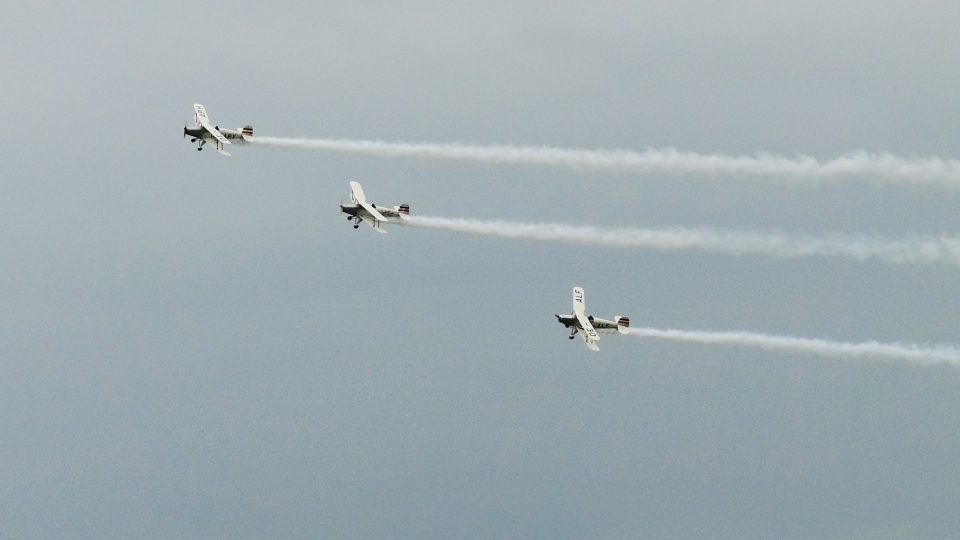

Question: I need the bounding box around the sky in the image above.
[2,1,960,538]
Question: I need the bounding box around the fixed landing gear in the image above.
[190,138,197,143]
[353,223,360,229]
[569,335,575,340]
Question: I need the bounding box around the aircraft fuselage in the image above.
[556,314,579,328]
[184,126,249,142]
[340,202,403,222]
[184,127,206,139]
[340,203,361,218]
[556,313,623,333]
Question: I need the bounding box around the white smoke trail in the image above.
[403,215,960,267]
[627,327,960,366]
[252,136,960,189]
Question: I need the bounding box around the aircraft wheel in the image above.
[569,335,575,340]
[353,224,359,229]
[197,147,202,151]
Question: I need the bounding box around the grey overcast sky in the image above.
[2,1,960,538]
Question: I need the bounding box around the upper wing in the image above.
[193,105,231,147]
[349,181,368,204]
[572,286,587,316]
[194,103,208,123]
[349,182,390,223]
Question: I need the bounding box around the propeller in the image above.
[183,122,187,138]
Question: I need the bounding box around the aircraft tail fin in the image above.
[397,204,410,220]
[241,125,253,141]
[615,316,630,335]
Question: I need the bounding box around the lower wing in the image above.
[361,215,388,234]
[360,201,390,224]
[579,331,600,351]
[199,119,231,147]
[574,312,600,351]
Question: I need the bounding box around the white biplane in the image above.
[339,181,410,233]
[183,103,253,155]
[555,287,629,351]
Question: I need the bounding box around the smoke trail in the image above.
[627,327,960,366]
[252,136,960,189]
[403,215,960,267]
